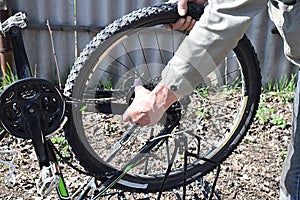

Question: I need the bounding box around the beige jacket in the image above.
[160,0,300,95]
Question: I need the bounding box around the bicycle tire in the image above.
[63,2,261,192]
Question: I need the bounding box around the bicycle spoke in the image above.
[105,124,139,162]
[64,10,260,192]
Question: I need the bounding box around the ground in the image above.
[0,88,294,200]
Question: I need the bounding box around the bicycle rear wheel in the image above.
[63,3,261,192]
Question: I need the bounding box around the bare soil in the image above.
[0,90,293,200]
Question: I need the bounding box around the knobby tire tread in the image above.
[63,2,261,193]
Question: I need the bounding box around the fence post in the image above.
[0,0,13,84]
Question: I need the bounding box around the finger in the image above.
[177,0,189,16]
[186,19,196,31]
[172,18,185,30]
[134,79,143,87]
[134,79,147,94]
[134,80,151,97]
[127,111,150,126]
[123,108,143,123]
[135,85,148,97]
[181,16,193,31]
[134,115,151,127]
[122,108,130,122]
[164,24,173,30]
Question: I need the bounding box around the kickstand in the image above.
[157,139,179,200]
[183,151,221,200]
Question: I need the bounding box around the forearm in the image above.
[161,0,268,96]
[151,84,180,111]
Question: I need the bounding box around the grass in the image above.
[0,64,18,132]
[0,63,18,91]
[256,74,296,129]
[265,74,296,103]
[51,135,71,160]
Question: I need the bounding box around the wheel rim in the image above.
[70,27,250,183]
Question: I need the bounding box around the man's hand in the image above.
[123,83,159,126]
[177,0,206,16]
[123,81,179,126]
[165,0,207,31]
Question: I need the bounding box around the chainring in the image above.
[0,78,65,139]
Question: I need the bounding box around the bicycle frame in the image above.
[9,26,32,79]
[0,14,175,199]
[0,10,222,200]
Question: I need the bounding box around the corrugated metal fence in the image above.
[7,0,298,85]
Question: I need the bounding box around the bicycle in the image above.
[0,2,261,199]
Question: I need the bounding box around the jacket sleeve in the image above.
[160,0,268,95]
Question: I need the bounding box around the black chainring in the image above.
[0,78,65,139]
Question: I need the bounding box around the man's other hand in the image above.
[165,0,206,31]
